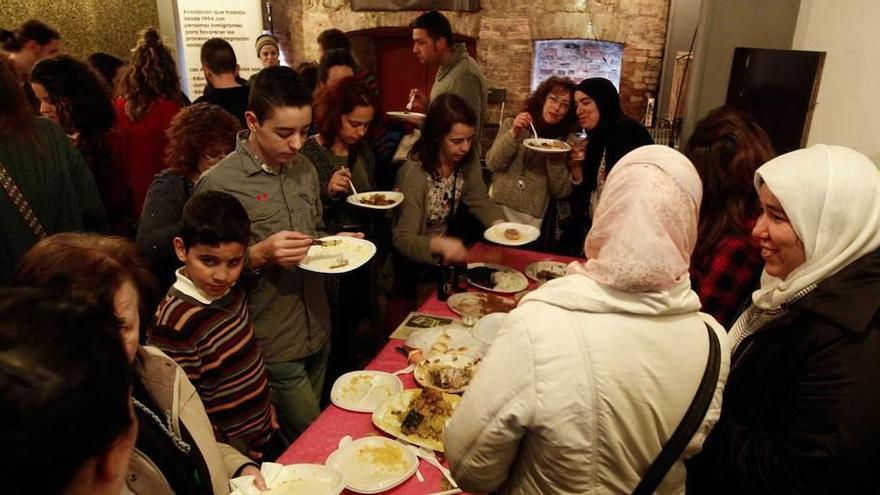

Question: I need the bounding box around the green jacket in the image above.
[430,44,488,146]
[195,131,330,363]
[393,158,503,265]
[0,117,107,283]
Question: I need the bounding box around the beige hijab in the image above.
[751,144,880,309]
[568,145,702,292]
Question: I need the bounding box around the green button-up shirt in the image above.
[195,131,330,363]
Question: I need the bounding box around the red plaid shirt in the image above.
[691,232,764,328]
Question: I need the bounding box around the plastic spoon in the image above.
[529,120,538,139]
[416,447,458,488]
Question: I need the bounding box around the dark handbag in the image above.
[632,322,722,495]
[0,158,47,239]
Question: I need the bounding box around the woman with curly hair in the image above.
[30,55,133,235]
[115,27,182,220]
[486,76,576,234]
[136,103,239,291]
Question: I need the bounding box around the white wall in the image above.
[682,0,800,141]
[792,0,880,163]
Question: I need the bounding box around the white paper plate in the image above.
[446,292,516,318]
[371,389,461,452]
[466,263,530,293]
[346,191,404,210]
[330,371,404,413]
[473,312,508,345]
[523,138,571,153]
[524,260,568,283]
[414,353,479,394]
[386,111,426,124]
[326,436,417,494]
[484,222,540,246]
[405,325,486,359]
[230,462,344,495]
[299,236,376,274]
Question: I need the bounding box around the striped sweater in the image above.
[147,284,274,453]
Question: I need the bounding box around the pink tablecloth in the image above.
[277,243,579,494]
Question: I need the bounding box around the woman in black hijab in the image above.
[550,77,652,255]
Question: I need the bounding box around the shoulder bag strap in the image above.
[631,322,722,495]
[0,158,47,239]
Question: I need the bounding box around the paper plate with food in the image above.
[414,354,479,394]
[347,191,404,210]
[386,111,426,124]
[325,436,418,494]
[229,462,344,495]
[466,263,529,293]
[405,325,486,359]
[330,371,404,413]
[372,389,461,452]
[299,236,376,274]
[447,292,516,318]
[523,137,571,154]
[524,260,568,283]
[483,222,540,246]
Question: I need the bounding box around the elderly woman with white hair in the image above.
[444,145,730,494]
[687,144,880,494]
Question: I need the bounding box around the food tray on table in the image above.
[524,260,568,283]
[466,263,529,293]
[372,389,462,452]
[330,371,404,413]
[447,292,516,318]
[414,354,480,394]
[325,436,418,494]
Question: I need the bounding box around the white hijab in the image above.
[751,144,880,309]
[567,145,702,292]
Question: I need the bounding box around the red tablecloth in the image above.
[277,243,579,494]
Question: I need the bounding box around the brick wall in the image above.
[282,0,669,121]
[532,40,624,92]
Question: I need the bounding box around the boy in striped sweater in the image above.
[148,191,279,459]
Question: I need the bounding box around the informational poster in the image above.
[175,0,264,100]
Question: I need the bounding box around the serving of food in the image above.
[447,292,516,318]
[414,354,480,393]
[299,236,376,274]
[347,191,404,210]
[330,371,404,413]
[523,137,572,154]
[405,325,486,359]
[466,263,530,293]
[325,436,418,494]
[524,260,569,283]
[372,389,462,452]
[483,222,540,246]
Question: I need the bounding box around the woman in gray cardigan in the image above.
[393,94,503,266]
[486,76,578,229]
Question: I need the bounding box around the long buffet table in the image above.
[277,243,579,494]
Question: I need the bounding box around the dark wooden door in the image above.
[726,47,825,154]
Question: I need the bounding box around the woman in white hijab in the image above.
[687,144,880,494]
[444,145,730,494]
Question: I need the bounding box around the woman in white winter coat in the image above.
[444,145,731,494]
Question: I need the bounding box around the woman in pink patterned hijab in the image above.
[568,144,703,292]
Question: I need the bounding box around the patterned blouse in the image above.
[426,168,464,235]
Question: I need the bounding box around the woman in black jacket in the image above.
[686,144,880,494]
[550,77,652,255]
